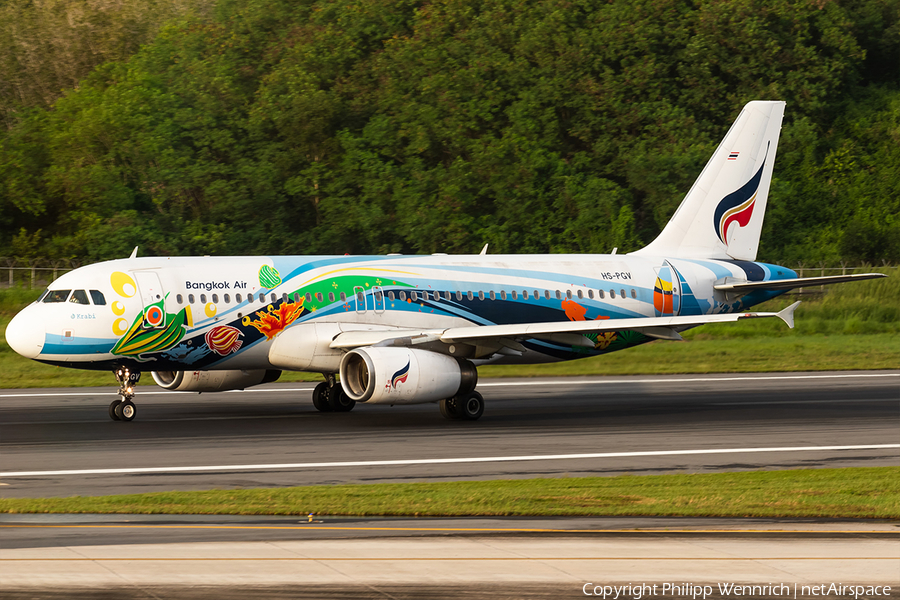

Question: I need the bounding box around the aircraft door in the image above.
[373,286,385,314]
[133,270,167,329]
[653,261,682,317]
[353,285,368,314]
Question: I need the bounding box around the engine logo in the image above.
[385,360,411,392]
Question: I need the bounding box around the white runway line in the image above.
[2,444,897,478]
[1,372,897,398]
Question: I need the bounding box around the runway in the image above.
[1,371,897,498]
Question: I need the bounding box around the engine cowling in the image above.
[151,369,281,392]
[339,347,476,405]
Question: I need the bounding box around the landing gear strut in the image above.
[313,374,355,413]
[110,367,140,422]
[440,391,484,421]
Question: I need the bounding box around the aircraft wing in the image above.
[714,273,885,293]
[330,302,801,350]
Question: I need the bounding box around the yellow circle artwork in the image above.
[111,301,125,316]
[112,318,128,336]
[205,303,217,318]
[110,272,136,298]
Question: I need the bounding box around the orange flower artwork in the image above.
[243,300,305,340]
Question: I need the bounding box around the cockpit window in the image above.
[70,290,90,305]
[36,290,50,303]
[43,290,71,303]
[89,290,106,305]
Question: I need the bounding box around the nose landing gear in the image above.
[110,367,140,422]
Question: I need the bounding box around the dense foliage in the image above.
[1,0,898,263]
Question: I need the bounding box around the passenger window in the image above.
[522,290,529,299]
[511,290,517,300]
[467,291,474,301]
[598,290,605,299]
[631,289,637,299]
[258,293,265,302]
[478,291,485,301]
[400,291,407,301]
[588,290,594,300]
[224,294,230,303]
[577,290,583,300]
[305,293,312,302]
[316,292,323,302]
[544,290,551,300]
[189,294,196,304]
[176,294,184,304]
[456,291,463,301]
[271,293,277,302]
[489,291,496,301]
[555,290,562,300]
[329,292,335,302]
[70,290,90,305]
[293,293,300,303]
[534,290,540,299]
[356,291,365,304]
[89,290,106,305]
[43,290,69,303]
[609,290,616,299]
[411,291,418,301]
[200,294,207,304]
[620,288,626,298]
[388,291,395,301]
[340,292,347,301]
[374,290,382,302]
[566,290,572,300]
[444,291,451,300]
[282,293,288,303]
[212,294,219,303]
[500,291,507,300]
[236,293,242,303]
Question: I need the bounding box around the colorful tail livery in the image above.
[4,101,886,422]
[635,101,784,261]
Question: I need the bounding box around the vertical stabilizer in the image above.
[633,101,785,261]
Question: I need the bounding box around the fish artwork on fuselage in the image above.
[4,101,888,422]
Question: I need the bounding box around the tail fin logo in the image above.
[713,143,769,245]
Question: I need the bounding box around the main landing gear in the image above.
[312,374,355,413]
[109,367,140,422]
[439,391,484,421]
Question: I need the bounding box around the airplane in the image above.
[4,100,886,422]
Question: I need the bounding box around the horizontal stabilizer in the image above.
[714,273,886,293]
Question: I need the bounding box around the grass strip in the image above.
[3,467,899,519]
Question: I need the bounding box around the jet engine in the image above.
[339,347,476,405]
[151,369,281,392]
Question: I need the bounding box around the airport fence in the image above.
[0,257,894,291]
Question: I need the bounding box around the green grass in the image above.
[3,467,898,518]
[2,270,897,388]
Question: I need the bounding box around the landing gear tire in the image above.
[329,386,356,412]
[459,391,484,421]
[312,382,333,412]
[439,397,463,420]
[115,399,137,422]
[109,399,122,421]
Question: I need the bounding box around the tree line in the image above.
[1,0,898,264]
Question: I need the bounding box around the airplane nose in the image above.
[4,306,45,359]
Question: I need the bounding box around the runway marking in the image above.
[1,524,896,535]
[0,372,896,398]
[1,557,893,561]
[2,444,897,478]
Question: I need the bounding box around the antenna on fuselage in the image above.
[129,246,139,259]
[480,244,488,255]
